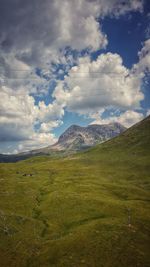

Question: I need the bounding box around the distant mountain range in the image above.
[0,122,126,162]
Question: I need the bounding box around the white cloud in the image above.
[0,0,143,75]
[135,39,150,74]
[40,121,63,133]
[53,52,144,114]
[16,132,57,153]
[0,86,64,152]
[146,109,150,116]
[90,110,144,128]
[38,101,64,124]
[0,86,37,141]
[95,0,143,16]
[7,132,57,154]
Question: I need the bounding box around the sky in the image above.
[0,0,150,154]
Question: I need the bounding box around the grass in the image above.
[0,117,150,267]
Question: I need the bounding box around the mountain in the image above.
[0,122,126,162]
[0,116,149,267]
[45,122,126,151]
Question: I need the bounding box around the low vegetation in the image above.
[0,117,150,267]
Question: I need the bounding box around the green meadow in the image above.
[0,117,150,267]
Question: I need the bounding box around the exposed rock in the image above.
[47,122,126,151]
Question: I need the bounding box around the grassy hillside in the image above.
[0,116,150,267]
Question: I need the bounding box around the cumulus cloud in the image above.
[38,101,64,124]
[0,0,144,86]
[53,52,144,114]
[0,0,144,92]
[0,0,142,59]
[0,86,63,152]
[134,39,150,74]
[40,121,63,133]
[0,86,37,141]
[0,0,106,70]
[6,132,57,154]
[90,110,144,128]
[15,132,57,154]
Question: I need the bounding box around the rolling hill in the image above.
[0,116,149,267]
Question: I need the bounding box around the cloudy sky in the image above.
[0,0,150,154]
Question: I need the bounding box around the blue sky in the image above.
[0,0,150,153]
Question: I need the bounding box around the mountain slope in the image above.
[92,114,150,155]
[0,116,149,267]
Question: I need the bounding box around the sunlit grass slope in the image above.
[0,116,150,267]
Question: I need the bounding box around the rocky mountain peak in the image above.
[53,122,126,151]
